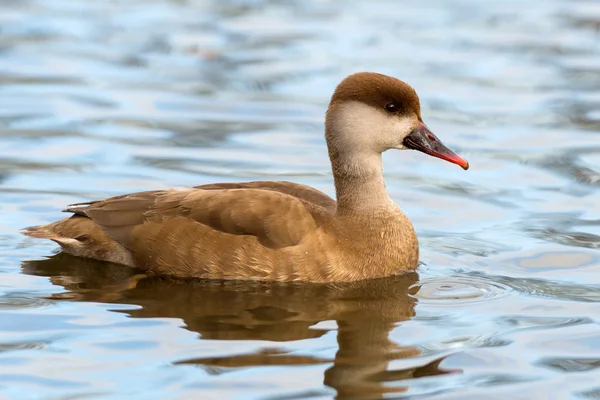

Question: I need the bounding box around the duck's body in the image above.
[26,180,417,282]
[23,72,468,283]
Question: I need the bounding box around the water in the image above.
[1,0,600,398]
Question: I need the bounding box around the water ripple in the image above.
[410,277,512,305]
[0,340,49,353]
[539,357,600,373]
[580,387,600,399]
[498,315,592,330]
[421,334,512,354]
[534,153,600,187]
[487,274,600,303]
[0,294,52,309]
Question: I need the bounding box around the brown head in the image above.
[325,72,468,170]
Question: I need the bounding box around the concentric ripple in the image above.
[0,294,52,309]
[410,277,512,305]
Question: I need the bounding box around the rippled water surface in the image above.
[2,0,600,398]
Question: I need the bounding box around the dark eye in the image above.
[384,103,398,113]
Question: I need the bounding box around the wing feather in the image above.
[67,186,325,251]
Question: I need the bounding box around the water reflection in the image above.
[22,254,457,399]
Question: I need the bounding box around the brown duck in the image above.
[23,72,468,283]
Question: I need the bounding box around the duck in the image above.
[23,72,468,283]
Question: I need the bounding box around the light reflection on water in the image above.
[1,0,600,398]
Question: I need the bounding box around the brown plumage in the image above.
[22,72,468,282]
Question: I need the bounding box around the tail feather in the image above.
[22,216,134,267]
[22,225,54,239]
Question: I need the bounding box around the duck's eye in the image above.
[384,103,398,113]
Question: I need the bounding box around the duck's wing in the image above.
[64,186,327,252]
[194,181,336,211]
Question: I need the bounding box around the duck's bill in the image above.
[403,121,469,170]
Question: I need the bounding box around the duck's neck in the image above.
[330,150,396,214]
[324,100,397,214]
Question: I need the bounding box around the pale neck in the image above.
[330,150,395,214]
[324,100,397,214]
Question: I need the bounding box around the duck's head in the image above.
[325,72,469,170]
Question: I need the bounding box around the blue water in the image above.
[1,0,600,398]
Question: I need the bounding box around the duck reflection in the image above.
[22,254,456,399]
